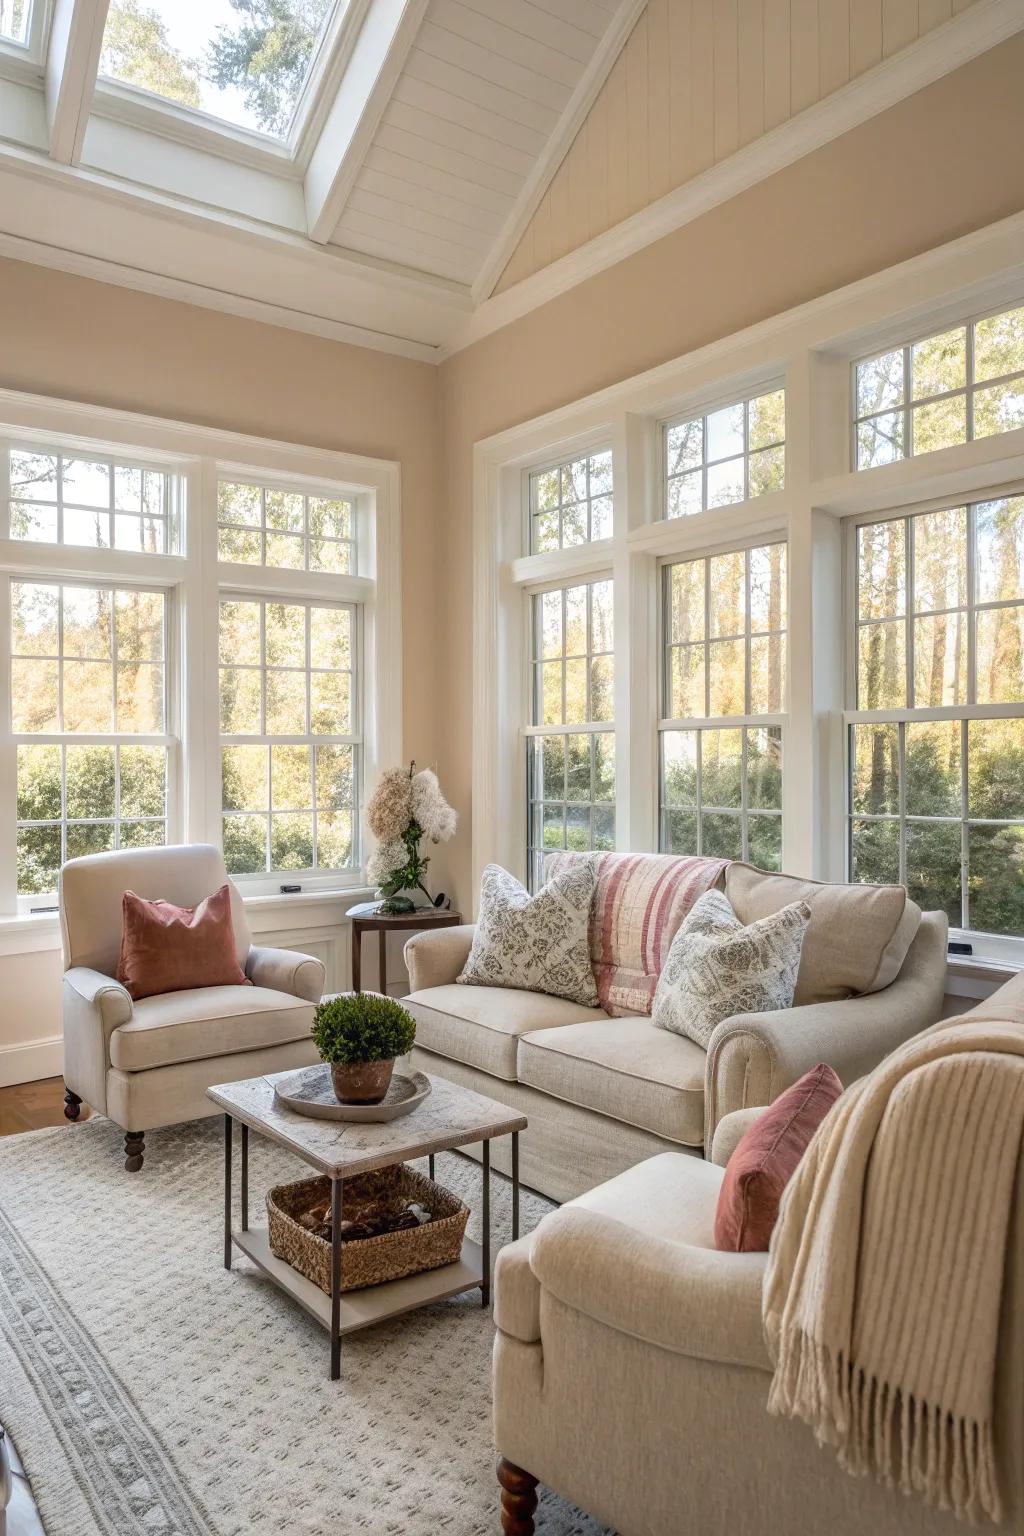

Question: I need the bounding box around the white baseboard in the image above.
[0,1034,63,1088]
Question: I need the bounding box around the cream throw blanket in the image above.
[763,1001,1024,1525]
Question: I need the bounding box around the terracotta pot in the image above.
[330,1058,395,1105]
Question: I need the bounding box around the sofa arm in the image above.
[710,1107,765,1168]
[494,1233,541,1344]
[404,924,476,991]
[529,1206,769,1369]
[246,946,325,1003]
[703,909,948,1145]
[62,967,134,1113]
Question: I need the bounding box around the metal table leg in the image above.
[223,1115,232,1270]
[241,1124,249,1233]
[481,1138,491,1307]
[428,1153,435,1180]
[511,1131,520,1242]
[330,1176,342,1380]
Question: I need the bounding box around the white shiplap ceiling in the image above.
[0,0,1018,360]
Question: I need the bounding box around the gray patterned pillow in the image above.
[458,862,599,1007]
[653,890,810,1050]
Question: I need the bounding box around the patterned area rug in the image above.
[0,1116,611,1536]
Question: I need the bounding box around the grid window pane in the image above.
[527,578,615,887]
[660,727,782,866]
[849,500,1024,935]
[220,597,357,877]
[854,303,1024,470]
[664,388,785,517]
[9,447,175,553]
[217,480,356,575]
[528,451,614,553]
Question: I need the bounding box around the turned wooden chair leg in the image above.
[124,1132,145,1173]
[63,1088,82,1121]
[497,1458,538,1536]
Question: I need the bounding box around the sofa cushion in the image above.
[725,862,921,1005]
[117,882,249,1001]
[404,985,608,1082]
[109,985,313,1072]
[517,1018,706,1146]
[715,1062,843,1252]
[546,850,728,1016]
[458,861,599,1007]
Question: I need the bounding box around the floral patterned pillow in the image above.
[653,890,810,1050]
[458,862,600,1007]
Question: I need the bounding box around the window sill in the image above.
[946,953,1021,985]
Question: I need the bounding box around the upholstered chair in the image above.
[60,843,324,1171]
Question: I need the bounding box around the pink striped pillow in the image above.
[545,851,728,1016]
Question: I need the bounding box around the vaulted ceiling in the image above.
[0,0,1018,362]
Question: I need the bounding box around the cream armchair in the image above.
[60,844,324,1171]
[492,1000,1024,1536]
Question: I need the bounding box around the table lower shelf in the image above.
[230,1227,485,1336]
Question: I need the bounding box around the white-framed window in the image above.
[219,594,359,878]
[659,543,786,866]
[528,449,613,553]
[0,402,400,920]
[217,478,355,574]
[663,388,785,518]
[847,494,1024,936]
[0,0,31,46]
[854,303,1024,469]
[526,577,615,890]
[9,444,181,553]
[13,579,172,899]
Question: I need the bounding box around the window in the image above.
[98,0,343,140]
[529,450,613,553]
[0,0,29,44]
[849,496,1024,935]
[219,596,358,877]
[526,579,614,889]
[9,446,178,553]
[854,304,1024,469]
[218,480,354,574]
[664,389,785,518]
[660,544,786,866]
[13,581,169,896]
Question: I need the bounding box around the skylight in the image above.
[0,0,30,45]
[98,0,341,141]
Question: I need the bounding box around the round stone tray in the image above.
[272,1066,432,1123]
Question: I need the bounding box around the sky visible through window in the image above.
[99,0,339,139]
[0,0,28,44]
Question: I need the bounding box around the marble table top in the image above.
[207,1070,528,1178]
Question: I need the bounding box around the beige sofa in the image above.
[404,854,948,1202]
[491,974,1024,1536]
[60,843,324,1171]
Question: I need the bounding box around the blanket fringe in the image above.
[767,1329,1002,1526]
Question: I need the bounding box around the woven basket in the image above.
[266,1164,469,1295]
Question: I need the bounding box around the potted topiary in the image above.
[312,992,417,1105]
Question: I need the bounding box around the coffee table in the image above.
[207,1071,528,1380]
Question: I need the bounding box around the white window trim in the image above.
[0,385,401,922]
[472,213,1024,969]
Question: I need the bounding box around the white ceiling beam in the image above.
[46,0,111,165]
[304,0,428,246]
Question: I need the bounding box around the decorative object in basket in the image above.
[365,760,457,914]
[273,1064,432,1122]
[267,1164,469,1294]
[311,991,417,1104]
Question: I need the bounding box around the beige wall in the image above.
[497,0,982,291]
[438,34,1024,903]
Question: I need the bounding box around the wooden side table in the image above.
[347,905,464,995]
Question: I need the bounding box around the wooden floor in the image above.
[0,1075,89,1137]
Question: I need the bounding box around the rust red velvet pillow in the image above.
[714,1063,843,1253]
[117,884,250,1001]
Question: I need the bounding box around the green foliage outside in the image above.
[104,2,202,108]
[312,992,416,1066]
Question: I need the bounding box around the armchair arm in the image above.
[404,924,476,992]
[246,946,325,1003]
[710,1107,766,1168]
[62,967,134,1113]
[528,1206,769,1370]
[703,910,948,1145]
